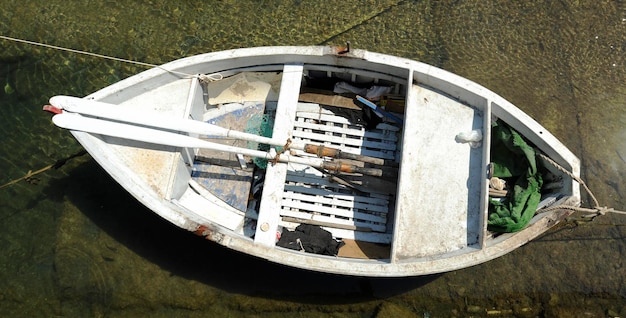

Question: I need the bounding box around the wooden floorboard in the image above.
[337,239,390,259]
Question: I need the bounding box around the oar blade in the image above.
[48,95,286,146]
[50,112,280,162]
[51,113,205,149]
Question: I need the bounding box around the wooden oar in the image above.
[47,95,286,146]
[49,112,389,177]
[46,95,389,165]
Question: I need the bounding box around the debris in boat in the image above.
[301,74,402,126]
[488,177,508,197]
[320,104,382,129]
[378,94,405,113]
[489,177,507,191]
[276,224,345,256]
[333,81,391,101]
[298,87,361,110]
[204,72,282,105]
[356,95,404,125]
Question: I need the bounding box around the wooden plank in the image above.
[283,184,389,207]
[295,111,400,133]
[254,63,304,246]
[284,174,390,206]
[284,182,354,199]
[296,111,355,124]
[281,216,376,232]
[337,239,391,259]
[285,184,389,206]
[294,120,399,142]
[281,197,387,224]
[292,130,397,150]
[280,210,387,232]
[282,191,388,215]
[298,88,361,110]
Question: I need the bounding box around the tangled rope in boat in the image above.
[538,153,626,220]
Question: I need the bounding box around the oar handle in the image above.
[304,144,391,166]
[320,161,396,178]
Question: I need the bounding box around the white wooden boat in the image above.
[45,46,581,277]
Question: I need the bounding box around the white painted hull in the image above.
[61,46,580,276]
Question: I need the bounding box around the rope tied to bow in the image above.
[537,153,626,221]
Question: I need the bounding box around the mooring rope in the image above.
[0,35,226,189]
[0,150,87,189]
[0,35,223,81]
[537,153,626,220]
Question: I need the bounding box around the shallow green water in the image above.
[1,1,625,316]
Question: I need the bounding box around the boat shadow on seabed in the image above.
[44,160,437,303]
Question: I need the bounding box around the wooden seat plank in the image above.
[254,63,304,246]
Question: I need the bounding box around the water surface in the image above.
[1,1,625,316]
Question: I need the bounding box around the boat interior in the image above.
[137,57,576,261]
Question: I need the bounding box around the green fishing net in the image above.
[245,113,280,169]
[487,120,543,233]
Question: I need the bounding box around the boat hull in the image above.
[63,46,580,276]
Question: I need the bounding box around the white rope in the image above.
[0,35,198,78]
[538,153,626,219]
[0,35,229,189]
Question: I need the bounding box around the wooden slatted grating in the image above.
[279,105,400,242]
